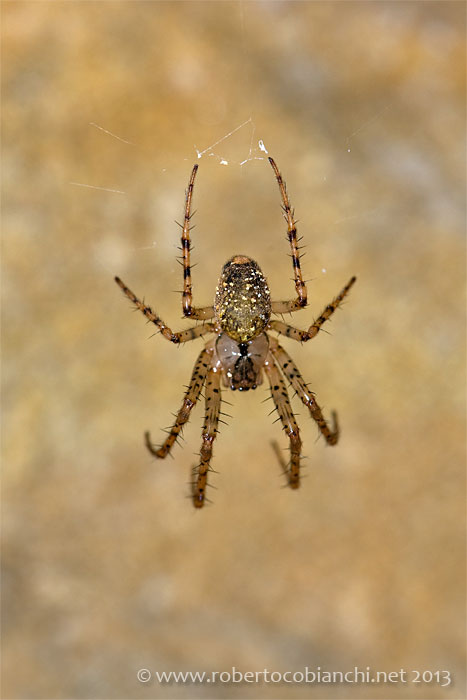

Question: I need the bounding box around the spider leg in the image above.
[268,157,307,313]
[145,348,210,458]
[115,277,214,343]
[269,276,356,341]
[193,366,221,508]
[180,164,215,321]
[270,339,339,445]
[264,353,302,488]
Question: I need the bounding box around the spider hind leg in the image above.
[268,157,307,313]
[179,164,214,321]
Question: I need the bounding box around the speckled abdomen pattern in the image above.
[214,256,271,342]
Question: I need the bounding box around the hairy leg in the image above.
[115,276,214,343]
[193,366,221,508]
[269,276,356,341]
[145,348,210,458]
[180,164,214,320]
[270,339,339,445]
[268,157,307,313]
[264,353,302,488]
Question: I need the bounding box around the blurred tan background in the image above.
[2,2,465,699]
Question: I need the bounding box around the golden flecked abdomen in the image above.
[214,256,271,342]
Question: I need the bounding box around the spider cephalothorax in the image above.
[115,158,356,508]
[215,332,269,391]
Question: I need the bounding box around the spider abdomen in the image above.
[214,255,271,343]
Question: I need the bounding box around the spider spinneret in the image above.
[115,158,356,508]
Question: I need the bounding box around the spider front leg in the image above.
[180,165,214,321]
[264,353,302,488]
[115,277,214,343]
[269,276,356,341]
[270,339,339,445]
[268,157,307,313]
[145,348,210,459]
[193,366,221,508]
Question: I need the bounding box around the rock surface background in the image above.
[3,2,465,698]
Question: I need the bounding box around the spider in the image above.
[115,158,356,508]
